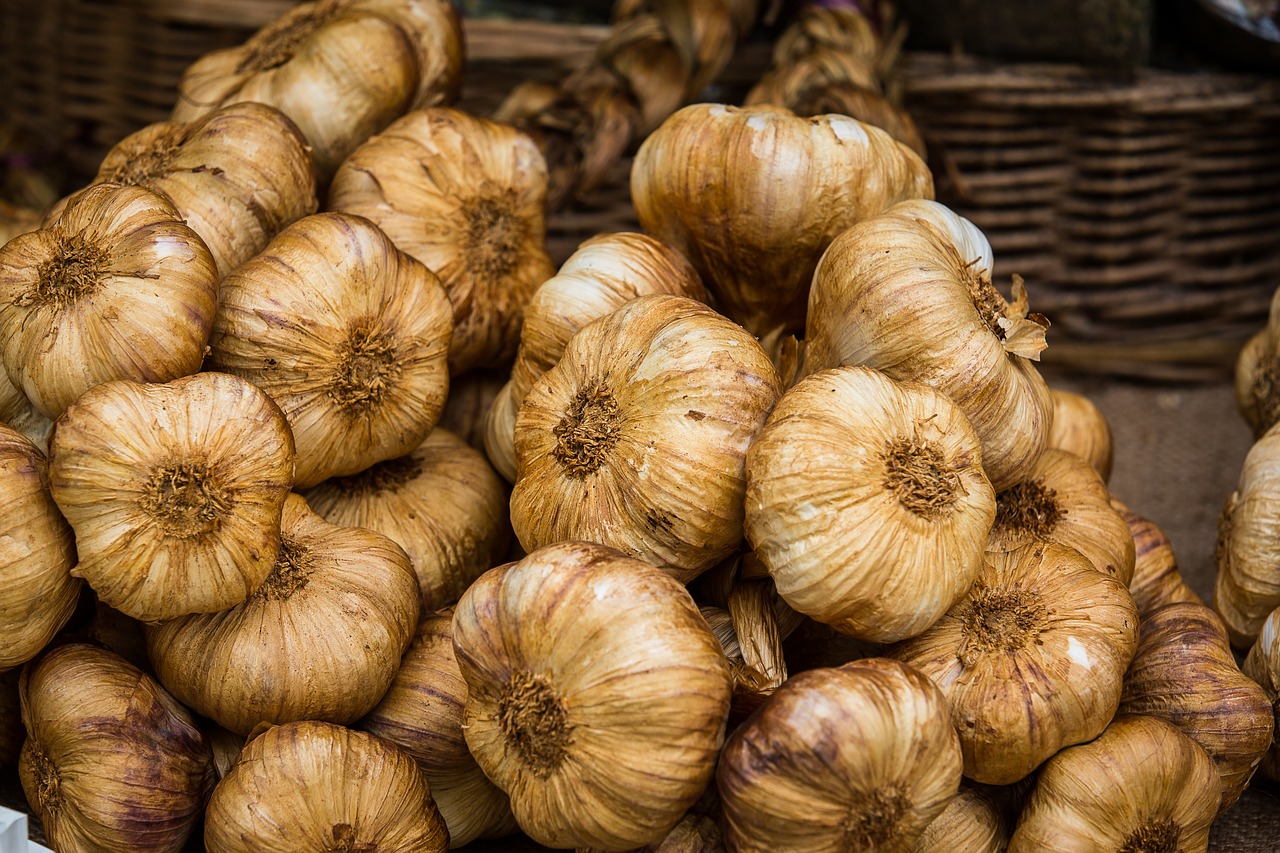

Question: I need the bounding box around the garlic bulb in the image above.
[989,448,1135,584]
[912,784,1010,853]
[49,373,295,622]
[362,610,518,847]
[891,542,1139,784]
[510,295,782,581]
[803,198,1052,492]
[0,425,79,670]
[718,658,962,852]
[209,212,453,488]
[1241,607,1280,780]
[1235,286,1280,438]
[632,103,932,337]
[1215,420,1280,648]
[452,542,731,850]
[1119,601,1272,812]
[1121,506,1203,618]
[745,365,995,642]
[329,108,555,375]
[302,428,510,610]
[1009,716,1220,852]
[485,231,705,482]
[1047,387,1113,481]
[0,183,218,419]
[205,720,448,852]
[0,367,53,452]
[147,493,420,735]
[20,644,214,852]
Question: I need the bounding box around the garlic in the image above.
[19,644,214,853]
[891,542,1139,784]
[1235,286,1280,438]
[208,212,453,488]
[912,784,1010,853]
[0,183,218,419]
[484,231,705,482]
[717,658,962,852]
[452,541,731,850]
[205,720,448,852]
[803,198,1052,492]
[509,294,782,582]
[1242,607,1280,780]
[1120,505,1204,619]
[631,103,932,337]
[745,365,995,642]
[207,723,245,782]
[49,373,295,622]
[0,367,53,453]
[1009,716,1220,852]
[1215,420,1280,648]
[147,493,420,735]
[1047,387,1113,482]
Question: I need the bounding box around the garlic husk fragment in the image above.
[1242,607,1280,780]
[1215,420,1280,648]
[209,212,453,488]
[718,658,962,852]
[0,425,79,670]
[891,542,1139,784]
[912,784,1010,853]
[49,373,295,622]
[1,668,21,766]
[1120,601,1272,812]
[1008,716,1219,852]
[485,231,705,482]
[632,103,932,337]
[362,610,518,847]
[147,493,420,735]
[988,448,1135,584]
[746,365,995,642]
[0,368,53,453]
[0,183,218,419]
[452,542,732,850]
[1047,387,1113,482]
[1119,504,1204,619]
[802,199,1052,492]
[205,720,448,852]
[329,107,555,374]
[511,294,782,582]
[19,644,214,853]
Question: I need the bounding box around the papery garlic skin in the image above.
[206,721,448,852]
[452,542,732,851]
[1047,387,1113,482]
[0,368,53,453]
[1216,420,1280,649]
[746,366,995,642]
[0,183,218,420]
[912,784,1009,853]
[1242,607,1280,781]
[718,658,962,853]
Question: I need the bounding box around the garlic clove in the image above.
[1047,386,1114,482]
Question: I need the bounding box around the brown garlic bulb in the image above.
[452,542,732,850]
[989,448,1135,584]
[912,784,1010,853]
[209,212,453,488]
[0,183,218,419]
[1241,607,1280,780]
[803,199,1052,492]
[302,428,510,610]
[1120,506,1204,619]
[484,231,706,482]
[891,542,1140,784]
[0,367,53,453]
[205,720,448,852]
[20,644,214,852]
[439,368,507,450]
[1215,421,1280,648]
[718,658,962,852]
[1047,387,1113,482]
[745,365,995,642]
[1120,601,1272,812]
[632,103,932,337]
[509,294,782,582]
[362,610,518,847]
[173,0,463,181]
[49,373,295,622]
[1009,716,1220,852]
[329,107,555,374]
[1235,284,1280,438]
[147,493,420,735]
[1,668,21,767]
[0,425,79,670]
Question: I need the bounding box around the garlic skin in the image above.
[745,366,995,642]
[329,108,555,375]
[49,373,295,623]
[0,183,218,419]
[1047,387,1113,482]
[632,103,933,337]
[1009,716,1220,852]
[147,494,420,735]
[1215,420,1280,648]
[718,658,962,853]
[802,199,1052,492]
[485,231,706,482]
[205,720,448,852]
[891,542,1140,785]
[0,368,53,453]
[209,212,453,488]
[912,784,1009,853]
[1242,607,1280,780]
[20,645,214,853]
[1120,506,1204,619]
[452,542,732,851]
